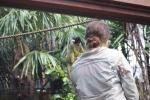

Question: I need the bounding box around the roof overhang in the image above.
[0,0,150,25]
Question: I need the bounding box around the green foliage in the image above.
[13,50,58,78]
[30,54,76,100]
[111,33,124,48]
[0,8,88,68]
[106,21,124,48]
[0,8,88,99]
[48,65,76,100]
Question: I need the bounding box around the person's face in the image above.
[85,35,101,49]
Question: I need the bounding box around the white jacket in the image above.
[71,47,139,100]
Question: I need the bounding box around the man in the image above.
[70,21,139,100]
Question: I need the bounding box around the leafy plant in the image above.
[13,50,58,78]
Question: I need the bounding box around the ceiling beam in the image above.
[0,0,150,25]
[113,0,150,7]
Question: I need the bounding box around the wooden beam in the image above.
[113,0,150,7]
[0,0,150,25]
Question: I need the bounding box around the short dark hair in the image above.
[85,21,110,43]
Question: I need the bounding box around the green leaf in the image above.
[112,33,124,47]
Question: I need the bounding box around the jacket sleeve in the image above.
[118,52,139,100]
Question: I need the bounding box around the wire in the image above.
[0,20,97,40]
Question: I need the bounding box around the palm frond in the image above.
[13,50,59,77]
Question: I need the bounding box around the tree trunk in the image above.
[124,23,150,100]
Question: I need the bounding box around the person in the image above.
[70,21,139,100]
